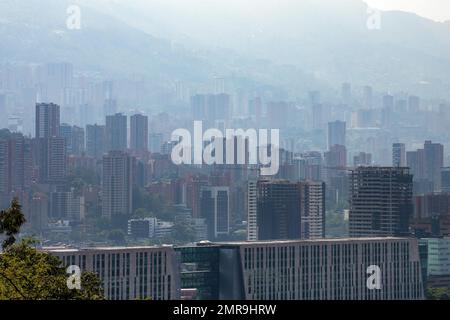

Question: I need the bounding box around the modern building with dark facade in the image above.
[200,186,230,240]
[349,167,413,238]
[248,180,325,241]
[105,113,128,152]
[35,102,60,139]
[327,120,346,149]
[130,114,148,153]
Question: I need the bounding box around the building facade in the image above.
[349,167,413,238]
[48,246,180,300]
[178,237,424,300]
[102,151,135,219]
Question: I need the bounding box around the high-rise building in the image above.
[349,167,413,238]
[191,94,231,126]
[102,151,135,219]
[353,152,372,167]
[363,85,373,109]
[200,186,230,239]
[86,124,106,159]
[393,143,406,167]
[327,121,346,149]
[149,133,164,153]
[33,136,66,184]
[254,180,301,240]
[325,144,347,168]
[50,189,85,221]
[105,113,127,152]
[424,141,444,192]
[60,124,85,156]
[299,181,326,239]
[0,132,32,207]
[409,95,421,113]
[408,141,444,193]
[130,114,148,153]
[34,103,66,184]
[35,103,60,138]
[442,168,450,193]
[248,180,325,241]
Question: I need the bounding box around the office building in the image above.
[102,151,135,219]
[248,180,325,241]
[393,143,406,167]
[408,141,444,193]
[48,246,180,300]
[128,218,157,238]
[50,189,85,221]
[0,132,32,207]
[200,186,230,239]
[349,167,413,238]
[442,168,450,193]
[35,103,60,138]
[130,114,148,153]
[60,124,85,156]
[353,152,372,167]
[424,141,444,192]
[105,113,127,152]
[328,120,346,149]
[33,137,66,184]
[86,124,106,159]
[191,94,231,126]
[177,237,424,300]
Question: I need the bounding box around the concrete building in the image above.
[349,167,413,238]
[35,102,60,139]
[60,124,85,156]
[105,113,127,152]
[248,180,325,241]
[200,186,230,239]
[130,114,148,153]
[328,120,346,149]
[102,151,135,219]
[392,143,406,167]
[177,237,424,300]
[86,124,106,159]
[442,168,450,193]
[47,246,180,300]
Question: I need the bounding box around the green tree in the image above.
[173,221,196,243]
[0,239,104,300]
[0,198,26,250]
[427,287,450,300]
[108,229,126,245]
[0,199,104,300]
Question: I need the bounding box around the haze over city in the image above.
[0,0,450,305]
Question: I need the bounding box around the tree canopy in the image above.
[0,199,104,300]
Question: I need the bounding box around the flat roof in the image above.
[43,237,415,253]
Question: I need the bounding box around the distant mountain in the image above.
[86,0,450,98]
[0,0,326,99]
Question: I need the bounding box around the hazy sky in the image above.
[95,0,450,23]
[364,0,450,22]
